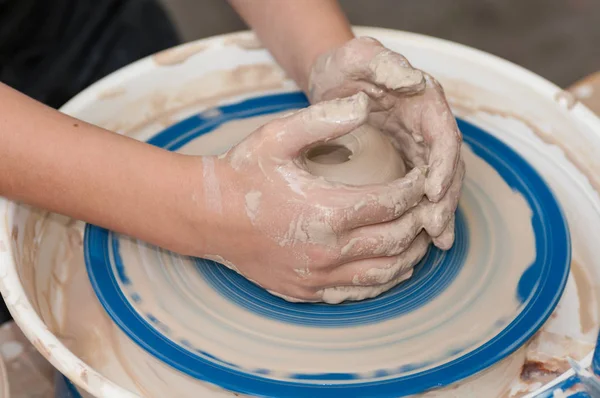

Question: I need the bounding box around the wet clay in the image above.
[97,63,287,135]
[97,86,126,101]
[570,260,598,335]
[153,42,208,66]
[303,124,406,185]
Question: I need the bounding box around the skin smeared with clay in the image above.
[309,37,463,203]
[192,38,464,304]
[197,89,463,303]
[310,38,464,254]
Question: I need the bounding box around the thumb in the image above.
[267,92,371,159]
[367,50,426,95]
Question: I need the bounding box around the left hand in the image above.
[308,36,464,249]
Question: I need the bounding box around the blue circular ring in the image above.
[192,205,468,327]
[85,92,570,397]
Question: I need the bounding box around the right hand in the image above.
[192,93,432,303]
[309,37,465,251]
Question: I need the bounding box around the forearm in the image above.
[228,0,354,92]
[0,83,200,253]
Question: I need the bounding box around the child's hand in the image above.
[192,93,429,303]
[309,37,464,249]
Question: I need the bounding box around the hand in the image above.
[195,93,431,303]
[308,37,464,249]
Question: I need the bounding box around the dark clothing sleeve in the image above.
[0,0,180,109]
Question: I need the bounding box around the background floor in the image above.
[159,0,600,87]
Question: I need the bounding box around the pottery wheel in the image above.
[85,92,570,397]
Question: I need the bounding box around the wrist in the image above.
[165,154,209,256]
[174,155,237,258]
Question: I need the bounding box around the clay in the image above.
[98,64,286,135]
[570,260,598,335]
[303,123,407,185]
[97,86,126,101]
[223,34,263,50]
[153,42,208,66]
[441,77,600,196]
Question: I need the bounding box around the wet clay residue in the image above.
[554,91,577,110]
[145,92,173,128]
[31,338,52,359]
[97,86,126,101]
[570,260,598,335]
[510,332,592,396]
[153,42,208,66]
[223,35,263,50]
[11,226,18,243]
[517,330,595,396]
[103,63,286,135]
[520,360,563,383]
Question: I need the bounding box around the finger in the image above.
[420,74,463,202]
[267,288,321,303]
[320,270,415,304]
[314,165,427,229]
[339,37,425,93]
[265,92,371,159]
[367,50,426,94]
[421,157,465,236]
[318,232,431,299]
[432,214,455,250]
[314,38,426,102]
[339,209,422,261]
[345,36,387,59]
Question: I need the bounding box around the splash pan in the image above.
[85,92,570,397]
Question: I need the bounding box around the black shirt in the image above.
[0,0,179,108]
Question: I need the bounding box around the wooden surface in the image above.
[568,71,600,115]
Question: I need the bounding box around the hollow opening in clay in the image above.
[305,144,353,165]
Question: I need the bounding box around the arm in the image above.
[0,82,204,254]
[227,0,354,92]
